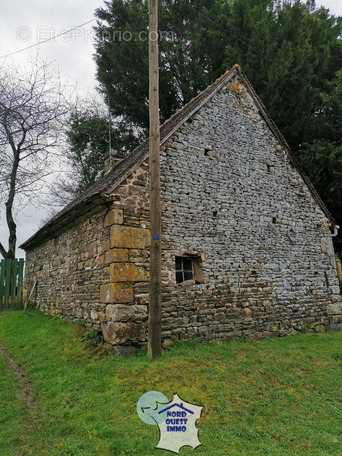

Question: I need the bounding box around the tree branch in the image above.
[0,241,8,259]
[0,56,69,257]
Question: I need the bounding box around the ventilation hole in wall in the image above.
[272,217,277,224]
[251,270,257,276]
[213,211,218,217]
[324,271,330,288]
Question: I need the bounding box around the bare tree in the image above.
[0,56,69,259]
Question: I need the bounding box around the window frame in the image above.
[175,255,204,284]
[175,256,194,283]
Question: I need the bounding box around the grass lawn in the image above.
[0,349,27,456]
[0,309,341,456]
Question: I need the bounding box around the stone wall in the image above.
[24,73,342,352]
[158,75,342,344]
[25,164,153,354]
[24,207,110,325]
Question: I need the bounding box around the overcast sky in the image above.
[0,0,341,258]
[0,0,102,258]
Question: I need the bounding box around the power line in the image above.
[0,18,96,60]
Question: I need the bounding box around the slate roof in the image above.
[21,65,336,250]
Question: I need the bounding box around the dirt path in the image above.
[0,315,36,455]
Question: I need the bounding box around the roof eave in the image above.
[20,194,108,251]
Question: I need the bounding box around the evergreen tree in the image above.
[299,69,342,250]
[94,0,229,132]
[224,0,342,149]
[65,108,137,195]
[93,0,342,243]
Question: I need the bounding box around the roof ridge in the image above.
[21,64,336,250]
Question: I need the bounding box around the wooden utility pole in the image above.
[148,0,162,359]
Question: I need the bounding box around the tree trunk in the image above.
[4,140,20,259]
[5,200,17,259]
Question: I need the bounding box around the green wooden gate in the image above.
[0,259,24,311]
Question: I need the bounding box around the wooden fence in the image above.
[0,259,24,311]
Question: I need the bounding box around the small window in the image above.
[175,257,194,283]
[175,255,204,284]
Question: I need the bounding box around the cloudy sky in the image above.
[0,0,102,257]
[0,0,341,258]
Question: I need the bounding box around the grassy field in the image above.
[0,309,341,456]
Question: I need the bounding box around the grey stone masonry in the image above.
[159,74,341,344]
[22,68,342,351]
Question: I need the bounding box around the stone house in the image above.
[21,65,342,354]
